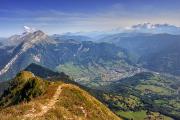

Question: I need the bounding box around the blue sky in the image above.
[1,0,180,37]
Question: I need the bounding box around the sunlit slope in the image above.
[0,71,121,120]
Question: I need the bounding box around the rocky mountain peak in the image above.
[27,30,47,40]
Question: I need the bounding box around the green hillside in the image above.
[94,72,179,120]
[0,71,121,120]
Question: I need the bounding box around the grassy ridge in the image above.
[0,71,49,107]
[0,71,121,120]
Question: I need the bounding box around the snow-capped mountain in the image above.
[1,26,42,47]
[125,23,180,34]
[0,29,54,78]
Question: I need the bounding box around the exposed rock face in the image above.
[0,29,132,82]
[0,30,50,78]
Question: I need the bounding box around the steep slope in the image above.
[0,29,54,80]
[0,71,48,107]
[0,63,70,96]
[1,26,36,47]
[0,46,13,70]
[0,81,9,96]
[0,71,121,120]
[25,63,60,78]
[100,33,180,76]
[139,44,180,75]
[52,34,92,42]
[0,29,136,85]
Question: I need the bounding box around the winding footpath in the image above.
[23,85,63,119]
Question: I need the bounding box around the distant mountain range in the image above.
[1,24,180,80]
[99,33,180,76]
[59,23,180,38]
[51,34,93,42]
[0,28,137,83]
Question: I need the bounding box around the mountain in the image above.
[51,34,93,42]
[0,81,9,96]
[0,26,36,47]
[0,46,13,69]
[25,63,61,78]
[59,31,112,39]
[0,71,121,120]
[1,34,26,47]
[0,29,55,80]
[0,38,5,45]
[0,64,177,120]
[1,26,180,120]
[64,23,180,39]
[99,33,180,76]
[0,63,71,97]
[25,63,72,85]
[0,71,48,107]
[4,25,180,82]
[0,28,137,85]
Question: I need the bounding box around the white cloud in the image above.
[0,3,180,36]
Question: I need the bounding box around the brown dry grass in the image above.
[0,82,121,120]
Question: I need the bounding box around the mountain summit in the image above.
[20,30,48,52]
[0,29,50,77]
[2,27,48,47]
